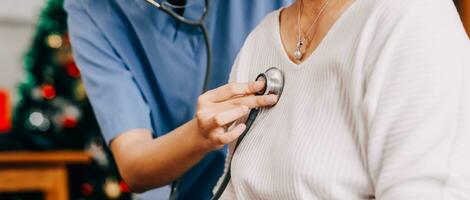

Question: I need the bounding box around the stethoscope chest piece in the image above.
[255,67,285,103]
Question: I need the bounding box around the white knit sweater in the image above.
[215,0,470,199]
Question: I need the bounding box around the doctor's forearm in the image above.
[110,119,211,193]
[110,81,276,192]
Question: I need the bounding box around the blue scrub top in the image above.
[65,0,291,199]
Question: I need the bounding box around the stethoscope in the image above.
[144,1,286,199]
[211,67,285,200]
[145,0,212,92]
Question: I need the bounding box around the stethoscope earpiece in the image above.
[255,67,285,102]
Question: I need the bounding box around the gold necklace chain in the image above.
[294,0,331,60]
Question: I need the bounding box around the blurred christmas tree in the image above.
[11,0,131,199]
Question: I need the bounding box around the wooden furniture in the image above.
[0,151,91,200]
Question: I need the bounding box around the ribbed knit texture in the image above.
[214,0,470,199]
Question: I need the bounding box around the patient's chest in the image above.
[227,57,373,199]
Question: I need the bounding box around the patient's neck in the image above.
[281,0,354,63]
[298,0,329,17]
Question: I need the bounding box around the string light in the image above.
[28,111,50,131]
[41,84,56,100]
[46,34,63,49]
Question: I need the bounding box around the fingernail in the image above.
[266,95,278,104]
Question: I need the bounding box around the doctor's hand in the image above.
[195,81,278,151]
[109,81,276,191]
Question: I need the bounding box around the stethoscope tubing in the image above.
[145,0,209,25]
[145,0,212,93]
[211,108,260,200]
[144,1,213,199]
[211,67,285,199]
[144,2,284,199]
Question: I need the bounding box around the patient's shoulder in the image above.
[364,0,458,24]
[234,9,280,63]
[250,10,280,36]
[242,9,280,48]
[229,10,281,82]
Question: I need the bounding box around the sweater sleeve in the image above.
[363,0,470,199]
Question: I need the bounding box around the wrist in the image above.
[187,119,213,156]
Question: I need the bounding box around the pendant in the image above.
[294,49,303,60]
[294,37,305,60]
